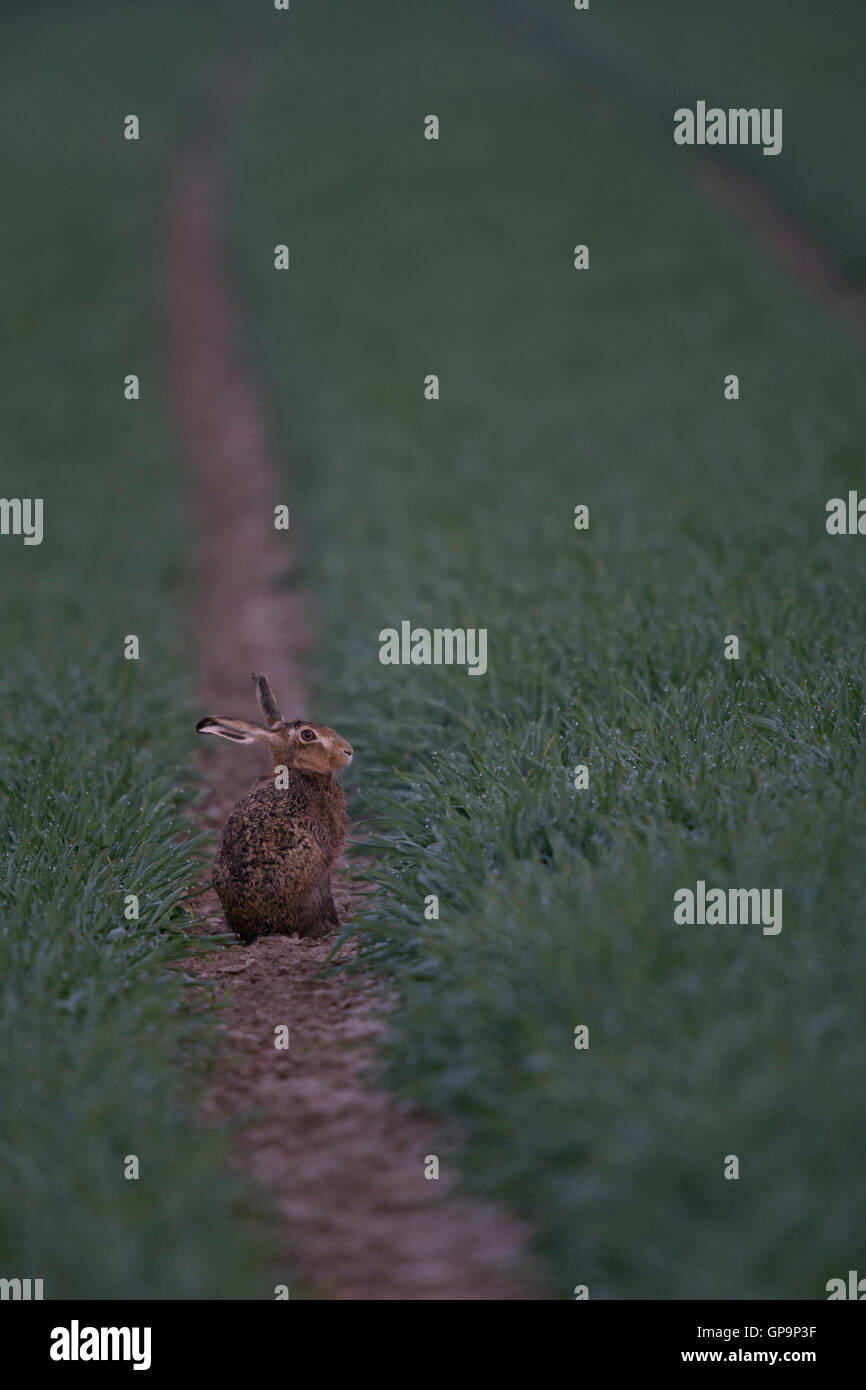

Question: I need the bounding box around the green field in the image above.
[0,2,271,1298]
[1,0,863,1301]
[234,0,866,1298]
[540,0,866,278]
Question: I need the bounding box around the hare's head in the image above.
[196,674,353,775]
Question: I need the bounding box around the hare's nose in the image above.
[341,745,353,763]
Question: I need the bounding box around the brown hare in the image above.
[196,674,353,941]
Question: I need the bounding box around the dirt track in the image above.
[163,62,540,1300]
[160,33,861,1300]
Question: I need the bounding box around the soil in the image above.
[695,161,866,343]
[163,62,541,1300]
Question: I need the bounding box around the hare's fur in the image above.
[197,675,353,942]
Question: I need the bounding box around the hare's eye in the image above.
[300,728,316,742]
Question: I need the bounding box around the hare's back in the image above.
[216,779,327,882]
[229,776,318,839]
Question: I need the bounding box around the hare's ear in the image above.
[253,673,284,728]
[196,717,274,745]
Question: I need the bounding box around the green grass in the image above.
[0,0,275,1298]
[234,0,866,1298]
[538,0,866,279]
